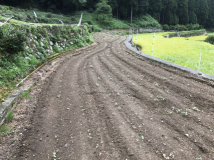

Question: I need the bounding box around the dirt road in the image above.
[12,33,214,159]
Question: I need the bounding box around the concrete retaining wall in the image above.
[0,90,25,125]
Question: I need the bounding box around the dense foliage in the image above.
[0,24,93,98]
[0,0,214,28]
[205,35,214,44]
[95,0,112,22]
[0,25,26,56]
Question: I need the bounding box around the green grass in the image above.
[133,32,214,75]
[21,90,31,99]
[6,110,14,122]
[0,125,8,139]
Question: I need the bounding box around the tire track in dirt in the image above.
[94,38,214,159]
[15,32,214,160]
[94,51,195,159]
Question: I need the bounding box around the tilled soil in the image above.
[4,32,214,160]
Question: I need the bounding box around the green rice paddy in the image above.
[133,32,214,75]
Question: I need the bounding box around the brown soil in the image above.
[1,32,214,160]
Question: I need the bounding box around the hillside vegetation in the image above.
[0,0,213,29]
[0,21,94,100]
[0,5,162,29]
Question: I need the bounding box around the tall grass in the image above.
[0,125,8,139]
[6,110,14,122]
[133,32,214,75]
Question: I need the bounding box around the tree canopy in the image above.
[95,0,112,22]
[1,0,214,27]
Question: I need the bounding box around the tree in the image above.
[129,0,138,23]
[138,0,149,15]
[188,0,197,24]
[72,0,87,9]
[161,0,177,25]
[148,0,162,22]
[197,0,208,26]
[109,0,118,17]
[206,0,214,27]
[177,0,189,24]
[95,0,112,21]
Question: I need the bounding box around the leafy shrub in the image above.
[21,90,31,99]
[61,28,67,34]
[169,25,176,30]
[0,25,26,56]
[132,14,161,29]
[163,24,169,30]
[37,27,47,35]
[92,25,102,32]
[71,26,79,32]
[26,26,31,33]
[31,26,37,34]
[43,39,49,48]
[14,14,22,21]
[192,24,200,30]
[95,0,112,22]
[71,17,76,21]
[205,35,214,45]
[62,34,68,39]
[168,29,206,37]
[83,23,89,28]
[175,24,188,31]
[50,36,58,43]
[0,125,8,139]
[73,37,85,47]
[53,45,62,53]
[88,8,93,13]
[102,18,129,29]
[84,21,93,25]
[36,33,42,40]
[28,54,39,66]
[86,37,93,44]
[186,24,193,30]
[27,15,32,21]
[41,18,49,23]
[6,110,14,122]
[199,25,204,29]
[46,13,52,18]
[37,46,46,54]
[0,52,38,80]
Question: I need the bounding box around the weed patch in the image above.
[21,90,31,99]
[0,124,8,139]
[6,110,14,122]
